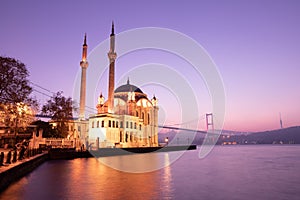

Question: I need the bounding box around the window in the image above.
[116,121,119,128]
[101,121,104,127]
[142,112,144,121]
[148,114,150,125]
[136,111,139,117]
[120,121,123,128]
[126,121,128,128]
[134,123,137,129]
[92,121,94,128]
[109,120,111,127]
[130,122,133,129]
[139,124,142,131]
[113,121,115,128]
[97,121,99,128]
[78,126,81,131]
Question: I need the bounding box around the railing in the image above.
[0,148,42,167]
[44,138,75,148]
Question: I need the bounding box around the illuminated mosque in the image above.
[78,23,159,148]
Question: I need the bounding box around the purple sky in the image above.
[1,0,300,132]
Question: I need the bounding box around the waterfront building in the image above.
[60,23,159,149]
[88,23,159,148]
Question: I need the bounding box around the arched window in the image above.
[136,111,139,117]
[101,121,104,127]
[108,120,111,127]
[134,122,137,129]
[116,121,119,128]
[113,121,115,128]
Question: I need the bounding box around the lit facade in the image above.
[89,80,159,148]
[79,24,158,148]
[88,23,159,148]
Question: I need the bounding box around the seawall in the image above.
[0,145,196,192]
[48,145,197,159]
[90,145,197,157]
[0,153,48,192]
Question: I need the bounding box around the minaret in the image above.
[79,33,88,119]
[107,21,117,113]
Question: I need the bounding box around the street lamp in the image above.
[165,137,169,146]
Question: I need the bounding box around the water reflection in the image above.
[97,151,184,173]
[2,146,300,200]
[160,153,173,198]
[0,153,175,200]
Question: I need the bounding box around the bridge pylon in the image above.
[206,113,214,132]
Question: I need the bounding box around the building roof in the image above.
[114,82,144,94]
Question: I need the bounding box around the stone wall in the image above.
[0,153,48,192]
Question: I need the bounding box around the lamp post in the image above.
[165,137,169,146]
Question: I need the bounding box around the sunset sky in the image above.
[1,0,299,132]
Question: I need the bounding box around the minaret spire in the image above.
[107,22,117,113]
[111,21,115,36]
[79,33,89,119]
[84,33,87,45]
[82,33,88,62]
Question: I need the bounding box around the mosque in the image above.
[78,23,159,148]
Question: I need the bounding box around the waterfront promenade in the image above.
[0,147,46,192]
[0,148,43,173]
[0,144,196,192]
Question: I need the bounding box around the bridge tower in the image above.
[206,113,214,132]
[279,112,283,129]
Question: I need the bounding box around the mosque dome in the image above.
[114,83,144,94]
[114,78,144,94]
[114,79,147,101]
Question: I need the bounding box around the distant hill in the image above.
[158,126,300,145]
[230,126,300,144]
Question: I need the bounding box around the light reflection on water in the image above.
[1,145,300,200]
[96,150,184,173]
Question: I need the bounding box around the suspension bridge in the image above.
[31,81,215,134]
[35,114,212,134]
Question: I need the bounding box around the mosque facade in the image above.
[79,23,159,148]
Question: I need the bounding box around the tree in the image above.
[41,91,75,137]
[0,56,37,134]
[0,56,34,103]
